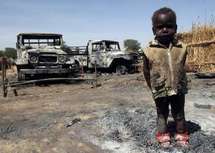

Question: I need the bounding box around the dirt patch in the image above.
[0,73,215,153]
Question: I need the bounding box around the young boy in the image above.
[143,7,189,147]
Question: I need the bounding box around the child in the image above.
[143,7,189,147]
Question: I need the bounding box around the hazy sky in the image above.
[0,0,214,49]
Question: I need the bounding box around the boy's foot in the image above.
[175,132,189,147]
[156,132,171,148]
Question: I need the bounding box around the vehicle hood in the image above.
[107,50,132,58]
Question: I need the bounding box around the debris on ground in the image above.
[80,105,215,153]
[66,118,81,128]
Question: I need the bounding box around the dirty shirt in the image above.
[143,39,188,99]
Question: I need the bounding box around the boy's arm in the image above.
[143,52,151,89]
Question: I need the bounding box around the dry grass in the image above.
[178,23,215,72]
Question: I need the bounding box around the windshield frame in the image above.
[104,41,120,51]
[17,34,63,48]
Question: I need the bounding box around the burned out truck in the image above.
[16,33,78,81]
[69,40,138,74]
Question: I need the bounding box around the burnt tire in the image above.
[115,65,128,75]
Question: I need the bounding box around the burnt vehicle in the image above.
[16,33,78,81]
[69,40,138,74]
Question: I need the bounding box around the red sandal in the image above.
[175,131,189,147]
[156,132,171,148]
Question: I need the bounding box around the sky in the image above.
[0,0,215,49]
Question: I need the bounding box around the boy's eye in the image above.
[156,25,164,29]
[156,24,174,30]
[166,25,174,28]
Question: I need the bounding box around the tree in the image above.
[4,48,17,59]
[0,50,4,57]
[124,39,141,52]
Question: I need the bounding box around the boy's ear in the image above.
[175,24,178,32]
[152,27,156,35]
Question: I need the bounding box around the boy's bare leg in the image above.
[155,97,171,147]
[155,97,169,133]
[170,94,189,146]
[170,94,186,133]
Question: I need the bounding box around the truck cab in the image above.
[16,33,78,80]
[72,40,137,74]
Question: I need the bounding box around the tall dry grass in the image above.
[178,23,215,72]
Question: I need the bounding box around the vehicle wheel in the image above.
[115,65,128,75]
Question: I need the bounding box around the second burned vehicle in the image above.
[69,40,138,74]
[16,33,79,81]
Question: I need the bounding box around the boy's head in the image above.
[152,7,177,45]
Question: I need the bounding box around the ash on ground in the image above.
[90,105,215,153]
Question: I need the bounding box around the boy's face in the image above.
[153,13,177,45]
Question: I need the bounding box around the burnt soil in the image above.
[0,72,215,153]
